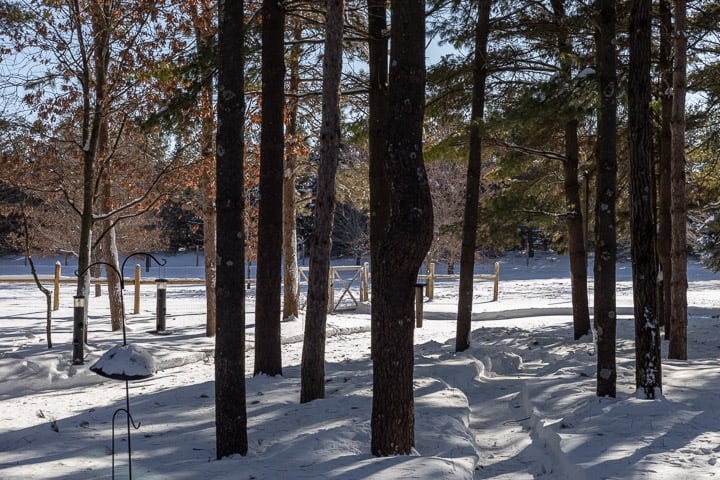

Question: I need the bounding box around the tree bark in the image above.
[368,0,389,361]
[456,0,490,352]
[301,0,344,404]
[215,0,248,458]
[372,0,433,456]
[74,0,112,352]
[593,0,618,398]
[201,164,217,338]
[97,78,123,333]
[669,0,688,360]
[283,20,303,323]
[551,0,590,340]
[657,0,673,340]
[255,0,285,376]
[196,3,217,338]
[563,120,591,340]
[628,0,662,398]
[101,187,124,333]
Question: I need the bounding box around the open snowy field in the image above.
[1,251,719,479]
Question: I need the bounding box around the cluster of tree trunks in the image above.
[213,0,692,457]
[9,0,691,460]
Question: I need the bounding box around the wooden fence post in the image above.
[427,262,435,300]
[361,262,369,302]
[134,264,141,314]
[53,262,61,311]
[493,261,500,301]
[328,267,335,313]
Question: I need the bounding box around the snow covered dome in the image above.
[90,343,155,380]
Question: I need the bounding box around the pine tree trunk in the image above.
[657,0,673,340]
[282,20,303,323]
[281,170,299,320]
[669,0,688,360]
[201,170,217,338]
[456,0,490,353]
[368,0,389,360]
[196,10,217,338]
[215,0,248,459]
[593,0,618,398]
[628,0,662,398]
[255,0,285,376]
[563,120,591,340]
[551,0,590,340]
[301,0,344,404]
[372,0,433,456]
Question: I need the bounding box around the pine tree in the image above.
[215,0,248,458]
[669,0,689,360]
[594,0,618,398]
[301,0,345,404]
[371,0,433,456]
[255,0,286,376]
[368,0,389,362]
[628,0,662,398]
[456,0,491,352]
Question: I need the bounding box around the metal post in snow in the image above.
[155,279,167,332]
[72,295,85,364]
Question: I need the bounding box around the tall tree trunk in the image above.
[669,0,688,360]
[368,0,389,361]
[74,0,112,358]
[551,0,590,340]
[456,0,490,353]
[255,0,285,376]
[628,0,662,398]
[300,0,344,404]
[593,0,618,398]
[102,221,123,330]
[97,77,123,332]
[215,0,248,458]
[102,179,124,332]
[563,120,591,339]
[283,20,303,323]
[658,0,673,340]
[195,3,217,338]
[371,0,433,456]
[201,164,217,338]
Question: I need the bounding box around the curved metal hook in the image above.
[76,261,125,289]
[120,252,167,280]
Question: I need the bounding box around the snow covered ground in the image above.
[1,251,719,479]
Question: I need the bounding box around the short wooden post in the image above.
[361,262,369,302]
[328,267,335,313]
[493,261,500,301]
[134,264,141,314]
[427,262,435,300]
[415,283,424,328]
[53,262,61,311]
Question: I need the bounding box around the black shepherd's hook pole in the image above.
[121,252,167,282]
[83,253,164,480]
[76,261,126,344]
[111,380,142,480]
[78,254,166,345]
